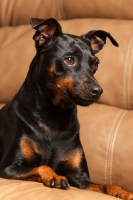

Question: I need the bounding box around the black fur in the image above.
[0,18,119,192]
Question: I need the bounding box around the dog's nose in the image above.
[90,86,103,97]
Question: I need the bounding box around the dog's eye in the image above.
[64,57,75,66]
[91,57,99,73]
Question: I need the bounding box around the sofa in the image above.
[0,0,133,199]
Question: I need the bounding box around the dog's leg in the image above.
[87,184,133,199]
[0,165,70,189]
[58,146,133,199]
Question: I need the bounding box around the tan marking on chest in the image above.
[63,149,83,168]
[20,138,39,160]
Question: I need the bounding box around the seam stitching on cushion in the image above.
[109,110,127,184]
[104,110,123,184]
[58,0,66,19]
[127,41,133,109]
[124,35,133,109]
[8,0,16,26]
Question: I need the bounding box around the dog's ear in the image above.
[30,18,62,50]
[82,30,119,54]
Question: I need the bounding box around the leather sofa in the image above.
[0,0,133,199]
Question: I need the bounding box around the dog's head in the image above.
[30,18,118,108]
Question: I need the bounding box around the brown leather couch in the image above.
[0,0,133,199]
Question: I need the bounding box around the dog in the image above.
[0,18,132,199]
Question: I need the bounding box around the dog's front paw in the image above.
[106,185,133,200]
[45,174,70,190]
[38,165,70,189]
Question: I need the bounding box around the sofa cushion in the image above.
[0,178,116,200]
[0,0,133,26]
[78,103,133,192]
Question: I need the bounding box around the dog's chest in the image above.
[19,121,76,167]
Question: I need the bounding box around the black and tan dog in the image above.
[0,18,132,199]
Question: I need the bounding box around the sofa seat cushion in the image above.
[0,178,116,200]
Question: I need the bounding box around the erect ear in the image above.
[82,30,119,54]
[30,18,63,50]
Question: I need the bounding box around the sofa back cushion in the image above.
[0,0,133,26]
